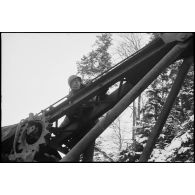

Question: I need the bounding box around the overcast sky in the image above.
[2,33,103,126]
[2,33,150,127]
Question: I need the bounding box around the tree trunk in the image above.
[132,101,136,140]
[137,95,141,122]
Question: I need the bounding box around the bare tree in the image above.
[111,117,123,151]
[116,33,144,59]
[132,101,136,140]
[137,96,141,122]
[115,33,147,140]
[94,146,114,162]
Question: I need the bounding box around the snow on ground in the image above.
[150,130,193,162]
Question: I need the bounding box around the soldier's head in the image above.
[68,75,82,91]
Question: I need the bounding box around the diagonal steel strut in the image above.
[139,57,193,162]
[60,41,191,162]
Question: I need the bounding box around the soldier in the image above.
[53,74,107,162]
[59,75,94,128]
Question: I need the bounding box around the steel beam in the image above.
[48,82,134,152]
[139,57,193,162]
[47,38,176,123]
[82,141,95,162]
[60,41,190,162]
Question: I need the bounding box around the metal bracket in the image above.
[160,33,193,44]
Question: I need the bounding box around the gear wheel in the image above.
[9,112,49,162]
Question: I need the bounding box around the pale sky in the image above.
[2,33,102,126]
[2,33,150,127]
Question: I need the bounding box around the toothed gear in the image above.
[9,113,49,162]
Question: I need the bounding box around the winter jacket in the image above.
[66,84,94,122]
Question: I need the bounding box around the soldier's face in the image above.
[70,78,81,90]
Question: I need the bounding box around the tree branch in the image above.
[94,146,114,162]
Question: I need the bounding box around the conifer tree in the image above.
[76,33,113,161]
[76,33,112,82]
[119,33,194,162]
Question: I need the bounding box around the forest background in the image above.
[76,33,194,162]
